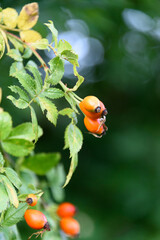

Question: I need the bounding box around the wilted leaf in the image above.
[2,138,34,157]
[0,112,12,140]
[45,20,58,47]
[23,153,61,175]
[17,2,39,30]
[5,168,22,189]
[2,203,28,227]
[20,30,42,43]
[39,97,58,126]
[47,56,64,85]
[2,8,18,28]
[63,153,78,187]
[0,175,19,208]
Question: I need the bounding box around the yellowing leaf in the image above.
[2,8,18,28]
[17,2,39,30]
[20,30,42,43]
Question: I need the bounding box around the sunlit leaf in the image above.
[57,40,72,54]
[7,96,28,109]
[0,152,4,167]
[30,38,49,50]
[0,31,5,59]
[9,85,30,102]
[20,30,42,43]
[7,35,24,52]
[2,8,18,28]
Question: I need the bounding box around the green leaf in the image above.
[0,31,5,59]
[7,96,28,109]
[8,122,42,142]
[7,35,24,52]
[26,63,43,93]
[39,97,58,126]
[9,85,30,102]
[31,38,49,50]
[0,152,4,167]
[57,40,72,54]
[42,88,64,99]
[22,47,32,58]
[0,182,9,213]
[2,139,34,157]
[7,49,23,62]
[23,153,61,175]
[59,108,77,123]
[0,112,12,140]
[5,168,22,189]
[61,50,79,66]
[11,70,36,97]
[64,123,83,156]
[9,62,24,77]
[0,175,19,208]
[63,153,78,187]
[45,20,58,47]
[2,203,28,227]
[47,56,64,85]
[30,107,39,143]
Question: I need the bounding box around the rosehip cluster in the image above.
[79,96,108,137]
[57,202,80,238]
[24,194,50,239]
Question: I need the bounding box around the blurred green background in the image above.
[1,0,160,239]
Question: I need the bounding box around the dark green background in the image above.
[1,0,160,239]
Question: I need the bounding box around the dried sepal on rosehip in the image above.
[24,209,50,239]
[60,217,80,238]
[26,193,38,206]
[57,202,77,218]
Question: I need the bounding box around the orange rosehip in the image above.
[84,116,106,135]
[26,194,38,207]
[80,100,107,119]
[60,217,80,238]
[57,202,77,218]
[79,96,101,113]
[24,209,50,231]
